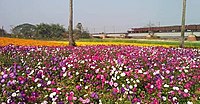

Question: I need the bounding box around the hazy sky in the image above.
[0,0,200,33]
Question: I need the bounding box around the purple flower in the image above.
[91,92,99,99]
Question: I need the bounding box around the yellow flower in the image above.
[0,37,174,47]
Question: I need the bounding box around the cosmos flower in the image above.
[0,45,199,103]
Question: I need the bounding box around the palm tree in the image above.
[180,0,187,48]
[68,0,76,46]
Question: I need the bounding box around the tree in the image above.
[68,0,76,46]
[36,23,51,38]
[180,0,187,48]
[0,27,6,37]
[12,23,36,38]
[50,24,66,38]
[74,23,83,39]
[76,23,83,33]
[36,23,66,38]
[74,23,91,39]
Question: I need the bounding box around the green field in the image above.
[78,38,200,48]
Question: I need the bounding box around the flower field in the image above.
[0,43,200,103]
[0,37,174,47]
[0,37,68,47]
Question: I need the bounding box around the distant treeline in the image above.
[0,23,91,40]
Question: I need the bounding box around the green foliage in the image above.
[0,28,6,37]
[73,23,91,39]
[11,23,36,38]
[36,23,66,38]
[9,23,90,40]
[10,23,66,39]
[78,38,200,48]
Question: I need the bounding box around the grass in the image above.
[77,38,200,48]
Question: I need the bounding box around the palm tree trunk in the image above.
[68,0,76,46]
[180,0,187,48]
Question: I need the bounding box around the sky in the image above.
[0,0,200,33]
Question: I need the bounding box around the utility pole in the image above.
[1,26,4,36]
[180,0,187,48]
[103,26,106,33]
[93,28,95,33]
[68,0,76,46]
[113,26,115,33]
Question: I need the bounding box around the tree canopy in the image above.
[12,23,36,38]
[9,23,90,40]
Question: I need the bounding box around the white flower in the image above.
[52,97,57,102]
[0,72,4,75]
[173,87,179,90]
[136,102,141,104]
[184,70,189,73]
[136,79,140,83]
[45,78,48,81]
[57,87,62,90]
[37,83,42,87]
[134,84,137,87]
[187,101,193,104]
[164,84,169,88]
[184,89,189,93]
[49,92,56,98]
[150,85,154,88]
[29,70,34,76]
[112,77,116,81]
[52,102,57,104]
[99,99,102,104]
[67,64,73,68]
[130,78,133,81]
[162,96,167,101]
[172,97,177,101]
[143,72,147,75]
[91,66,95,69]
[76,72,79,75]
[84,94,88,97]
[120,72,126,77]
[47,81,51,85]
[114,83,118,87]
[129,91,133,94]
[7,99,11,103]
[63,72,67,77]
[12,92,17,97]
[122,84,125,87]
[138,70,143,73]
[115,71,118,75]
[129,85,133,89]
[34,78,39,82]
[41,101,48,104]
[133,80,136,83]
[80,79,83,81]
[62,67,66,71]
[117,76,120,79]
[161,75,165,79]
[119,67,123,70]
[153,70,160,75]
[85,86,89,89]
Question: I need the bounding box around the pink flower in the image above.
[156,79,162,90]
